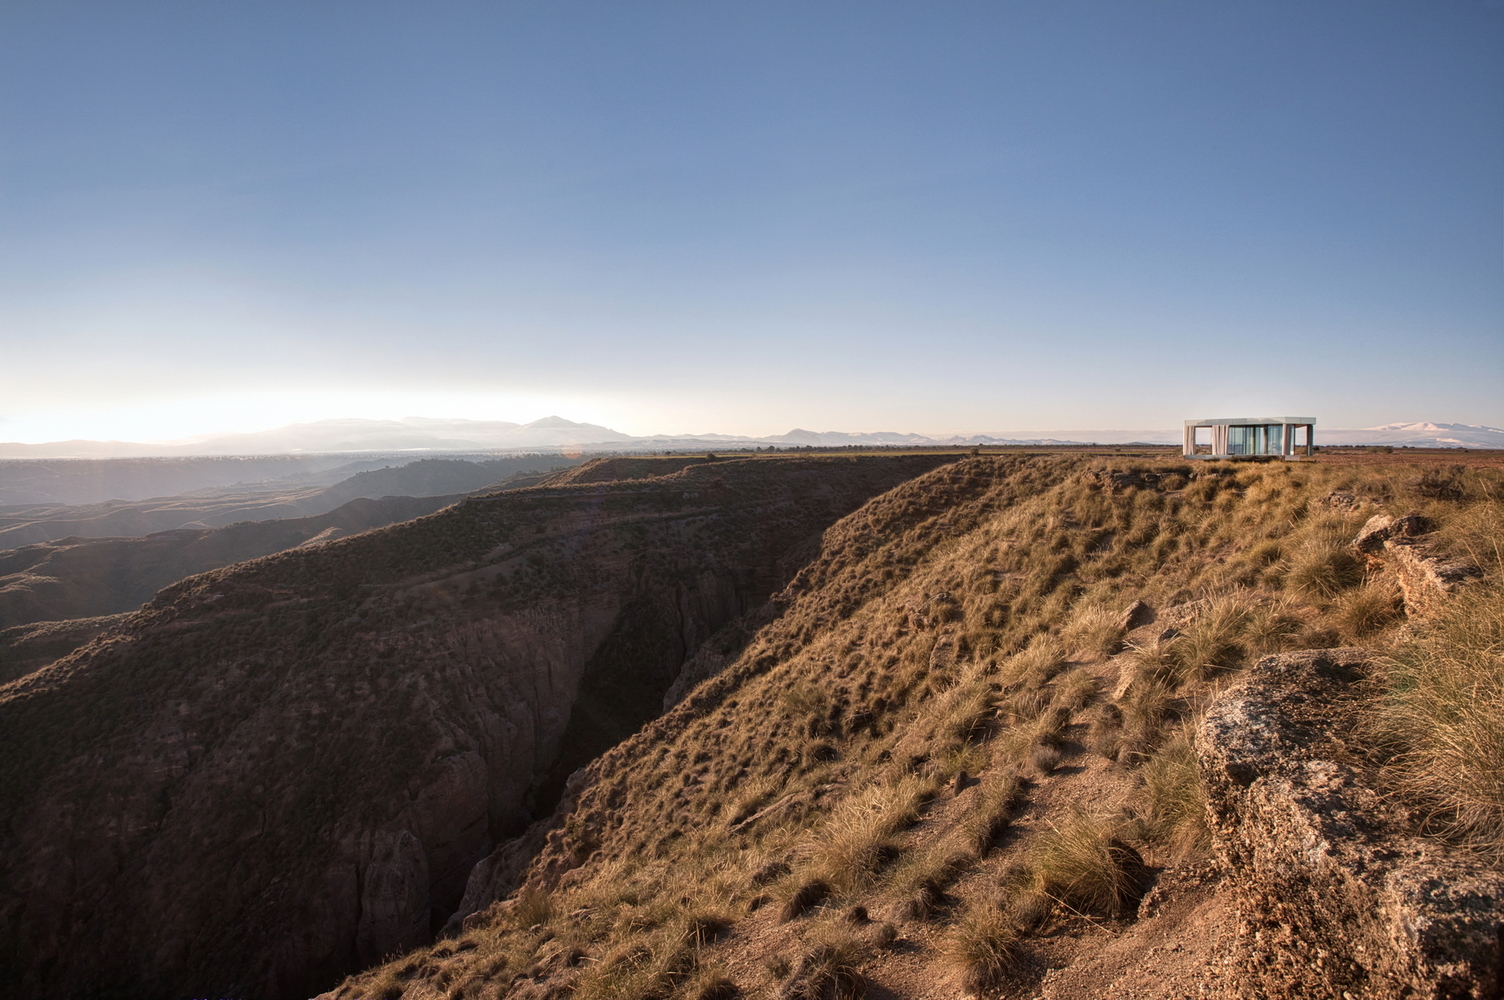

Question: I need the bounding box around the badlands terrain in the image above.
[0,449,1499,999]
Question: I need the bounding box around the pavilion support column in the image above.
[1282,423,1293,458]
[1184,425,1196,457]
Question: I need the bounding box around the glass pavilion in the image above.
[1182,417,1315,459]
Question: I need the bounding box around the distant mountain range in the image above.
[1310,422,1504,449]
[3,417,1501,458]
[0,416,635,458]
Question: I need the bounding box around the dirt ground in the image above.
[702,649,1246,999]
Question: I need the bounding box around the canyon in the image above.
[2,451,1500,999]
[0,454,952,999]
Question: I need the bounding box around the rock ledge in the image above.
[1197,648,1503,1000]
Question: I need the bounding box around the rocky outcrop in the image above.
[1351,513,1432,554]
[1087,468,1186,493]
[1116,598,1153,633]
[1320,490,1368,511]
[1351,514,1481,616]
[1382,538,1483,617]
[1197,648,1504,999]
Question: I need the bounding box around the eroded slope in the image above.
[0,454,953,1000]
[328,455,1500,1000]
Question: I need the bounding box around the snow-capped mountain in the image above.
[1315,422,1504,449]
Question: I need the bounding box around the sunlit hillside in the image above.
[326,454,1503,1000]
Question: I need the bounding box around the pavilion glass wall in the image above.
[1226,424,1285,456]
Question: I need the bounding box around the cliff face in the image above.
[0,454,953,1000]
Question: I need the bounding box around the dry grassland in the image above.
[329,454,1502,1000]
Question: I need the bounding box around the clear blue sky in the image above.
[2,1,1500,442]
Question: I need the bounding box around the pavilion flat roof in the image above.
[1183,417,1316,426]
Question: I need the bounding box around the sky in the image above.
[2,1,1501,443]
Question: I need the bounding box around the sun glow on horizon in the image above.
[0,390,646,445]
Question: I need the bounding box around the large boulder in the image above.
[1197,649,1503,1000]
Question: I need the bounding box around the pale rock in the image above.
[1197,649,1503,999]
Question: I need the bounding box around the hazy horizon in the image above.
[5,413,1503,461]
[3,2,1500,444]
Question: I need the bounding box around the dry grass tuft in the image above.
[942,686,999,744]
[1374,581,1504,853]
[1006,684,1052,721]
[1331,578,1403,640]
[1061,601,1123,657]
[893,877,947,923]
[1130,727,1210,857]
[678,950,740,999]
[779,929,867,1000]
[690,974,741,1000]
[750,858,792,887]
[1027,809,1150,918]
[1053,667,1099,712]
[1240,596,1309,657]
[941,904,1021,993]
[995,710,1062,776]
[1028,742,1063,777]
[513,885,555,928]
[365,968,407,1000]
[779,880,833,922]
[958,772,1023,855]
[1285,536,1365,599]
[681,912,734,947]
[1170,594,1252,680]
[1085,702,1124,760]
[1116,675,1178,764]
[1006,888,1056,932]
[866,921,899,948]
[1435,497,1504,574]
[889,847,970,922]
[1122,638,1179,686]
[571,934,683,1000]
[800,778,926,891]
[1001,636,1066,689]
[1119,591,1296,692]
